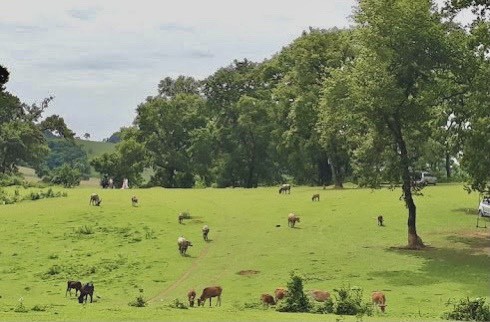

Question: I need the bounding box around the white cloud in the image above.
[1,0,355,139]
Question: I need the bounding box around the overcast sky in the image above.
[0,0,464,140]
[0,0,357,140]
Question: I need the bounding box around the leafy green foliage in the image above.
[45,164,82,188]
[168,298,187,309]
[91,128,146,187]
[276,272,311,313]
[331,286,372,316]
[129,289,148,307]
[35,139,90,180]
[0,64,74,176]
[443,297,490,321]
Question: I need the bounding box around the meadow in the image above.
[0,184,488,321]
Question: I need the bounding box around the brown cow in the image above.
[188,289,196,307]
[372,291,387,312]
[312,194,320,201]
[287,213,300,228]
[89,193,101,206]
[131,196,138,207]
[310,290,330,302]
[78,283,94,304]
[377,215,384,226]
[274,287,288,302]
[261,294,275,306]
[197,286,222,307]
[66,280,82,297]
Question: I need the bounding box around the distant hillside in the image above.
[74,139,116,159]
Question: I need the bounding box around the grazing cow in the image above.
[177,236,193,255]
[131,196,138,207]
[202,225,210,241]
[197,286,222,307]
[372,291,387,312]
[279,184,291,194]
[89,193,101,206]
[274,287,288,302]
[377,215,384,226]
[188,289,196,307]
[261,294,275,306]
[312,194,320,201]
[78,283,94,304]
[310,290,330,302]
[287,213,300,228]
[66,280,82,297]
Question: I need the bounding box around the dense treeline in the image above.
[94,0,488,195]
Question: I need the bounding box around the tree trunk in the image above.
[330,160,344,189]
[388,116,425,249]
[445,152,451,179]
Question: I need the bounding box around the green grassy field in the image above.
[75,139,115,160]
[0,184,488,321]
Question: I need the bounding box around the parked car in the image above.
[413,171,437,186]
[479,197,490,217]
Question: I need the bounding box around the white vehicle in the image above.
[414,171,437,186]
[479,197,490,217]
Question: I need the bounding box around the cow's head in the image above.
[96,199,102,206]
[78,295,84,303]
[379,304,387,312]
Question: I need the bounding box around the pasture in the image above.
[0,184,488,321]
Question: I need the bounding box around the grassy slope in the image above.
[0,184,488,321]
[17,139,116,183]
[75,139,115,160]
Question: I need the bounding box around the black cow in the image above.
[78,283,95,304]
[66,280,82,297]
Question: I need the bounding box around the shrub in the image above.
[168,298,188,309]
[31,304,47,311]
[193,175,207,189]
[332,285,372,317]
[76,225,94,235]
[46,265,62,276]
[276,272,311,313]
[311,297,335,314]
[129,289,147,307]
[0,174,24,187]
[443,297,490,321]
[47,164,81,188]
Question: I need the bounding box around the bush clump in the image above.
[129,289,147,307]
[276,272,311,313]
[331,285,372,317]
[168,298,188,309]
[443,297,490,321]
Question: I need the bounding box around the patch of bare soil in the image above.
[456,230,490,239]
[236,270,260,276]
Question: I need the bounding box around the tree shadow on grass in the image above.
[369,235,489,295]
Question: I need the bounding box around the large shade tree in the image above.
[319,0,469,248]
[0,65,73,175]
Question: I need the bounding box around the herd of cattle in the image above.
[82,185,388,312]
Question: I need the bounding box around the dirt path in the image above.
[148,242,212,303]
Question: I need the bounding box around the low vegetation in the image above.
[0,185,487,321]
